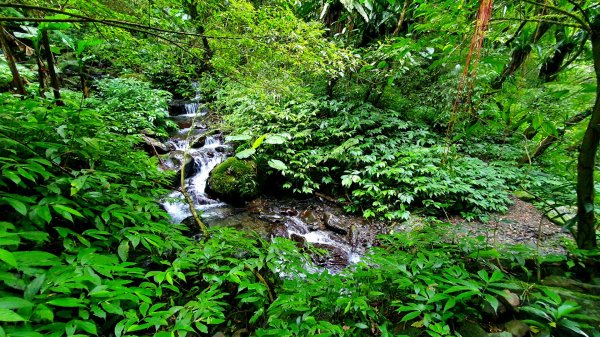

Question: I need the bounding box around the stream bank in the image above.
[155,98,385,272]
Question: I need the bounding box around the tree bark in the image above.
[520,109,593,164]
[576,22,600,249]
[492,22,551,89]
[41,30,63,105]
[0,27,26,95]
[539,27,578,82]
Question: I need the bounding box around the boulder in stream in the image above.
[324,212,350,235]
[207,157,258,204]
[141,135,170,155]
[173,155,197,187]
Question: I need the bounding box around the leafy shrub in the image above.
[86,78,175,136]
[218,83,522,220]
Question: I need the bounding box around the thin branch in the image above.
[519,0,590,31]
[490,18,584,29]
[0,4,265,41]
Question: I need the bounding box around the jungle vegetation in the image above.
[0,0,599,336]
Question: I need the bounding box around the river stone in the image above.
[542,275,600,296]
[546,205,576,226]
[311,242,349,268]
[348,224,360,248]
[141,135,170,155]
[207,157,258,204]
[324,212,349,235]
[502,289,520,309]
[504,320,529,337]
[299,210,323,231]
[290,233,306,247]
[270,224,289,239]
[169,99,197,115]
[285,217,309,234]
[173,155,197,188]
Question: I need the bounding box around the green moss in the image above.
[208,157,258,203]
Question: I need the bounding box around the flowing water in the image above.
[160,99,379,272]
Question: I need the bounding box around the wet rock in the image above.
[311,243,349,268]
[502,290,520,310]
[299,210,323,230]
[290,233,306,247]
[285,217,309,234]
[180,216,201,236]
[280,208,298,216]
[246,198,267,214]
[504,320,529,337]
[141,135,170,155]
[170,116,193,129]
[195,122,207,129]
[270,224,289,239]
[190,134,207,148]
[540,287,600,327]
[207,158,258,204]
[348,224,359,248]
[324,212,349,235]
[169,99,199,115]
[542,275,600,296]
[173,155,197,187]
[482,299,506,320]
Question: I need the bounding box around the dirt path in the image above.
[448,196,573,255]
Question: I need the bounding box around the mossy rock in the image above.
[207,157,258,204]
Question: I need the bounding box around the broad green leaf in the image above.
[47,297,84,308]
[235,148,255,159]
[225,134,252,141]
[268,159,287,171]
[252,134,267,149]
[0,308,25,322]
[118,241,129,262]
[264,134,287,144]
[4,198,27,216]
[0,249,17,267]
[0,297,33,309]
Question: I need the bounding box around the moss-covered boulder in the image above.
[207,157,258,204]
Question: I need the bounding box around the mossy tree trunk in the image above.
[576,18,600,249]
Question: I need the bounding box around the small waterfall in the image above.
[184,102,200,115]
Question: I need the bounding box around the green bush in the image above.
[86,78,175,136]
[217,84,522,220]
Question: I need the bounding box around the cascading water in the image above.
[161,100,230,223]
[160,93,378,273]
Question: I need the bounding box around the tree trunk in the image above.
[520,109,593,164]
[539,27,577,82]
[41,30,63,105]
[0,27,26,95]
[492,22,551,89]
[576,24,600,249]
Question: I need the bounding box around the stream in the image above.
[159,99,383,272]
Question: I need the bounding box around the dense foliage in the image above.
[1,0,600,336]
